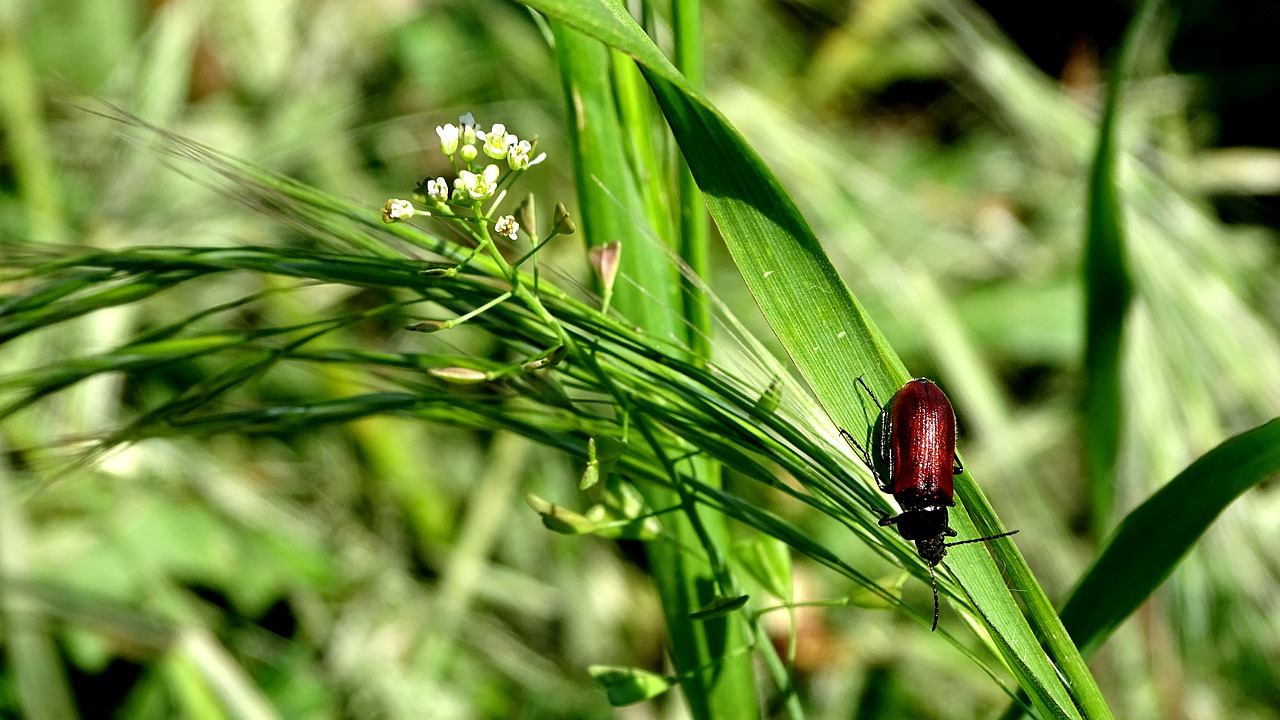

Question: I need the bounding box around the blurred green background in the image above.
[3,0,1279,718]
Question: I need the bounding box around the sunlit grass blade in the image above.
[0,18,63,245]
[999,416,1280,720]
[172,627,279,720]
[672,0,711,360]
[1081,0,1158,537]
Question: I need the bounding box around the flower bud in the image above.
[436,124,460,156]
[428,367,488,384]
[588,240,621,295]
[405,320,448,333]
[553,203,576,235]
[426,177,450,204]
[381,198,416,223]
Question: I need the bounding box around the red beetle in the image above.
[843,377,1017,630]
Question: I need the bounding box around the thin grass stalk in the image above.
[673,0,712,361]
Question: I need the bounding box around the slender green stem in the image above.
[444,291,513,328]
[673,0,711,360]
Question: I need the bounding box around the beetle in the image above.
[841,377,1018,630]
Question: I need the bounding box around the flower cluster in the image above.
[437,120,545,177]
[384,115,547,246]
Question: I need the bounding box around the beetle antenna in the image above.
[929,564,939,632]
[945,529,1019,548]
[854,375,882,406]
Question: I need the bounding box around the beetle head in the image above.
[914,535,947,566]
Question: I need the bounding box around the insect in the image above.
[841,377,1018,631]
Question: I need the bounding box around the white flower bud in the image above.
[436,124,459,156]
[381,198,417,223]
[426,177,450,204]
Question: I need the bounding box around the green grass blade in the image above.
[1080,0,1158,536]
[175,627,280,720]
[672,0,712,360]
[1,335,250,395]
[1001,416,1280,720]
[1062,417,1280,654]
[0,269,204,343]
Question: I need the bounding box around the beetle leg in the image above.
[953,454,965,475]
[839,428,877,472]
[877,511,901,527]
[842,427,893,493]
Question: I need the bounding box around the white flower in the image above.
[460,121,478,146]
[479,123,517,159]
[494,215,519,240]
[508,140,546,170]
[425,177,449,203]
[436,124,459,156]
[459,144,478,163]
[457,164,500,200]
[381,198,417,223]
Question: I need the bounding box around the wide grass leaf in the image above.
[1061,417,1280,654]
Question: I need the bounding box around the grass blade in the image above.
[1081,0,1159,537]
[1062,417,1280,654]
